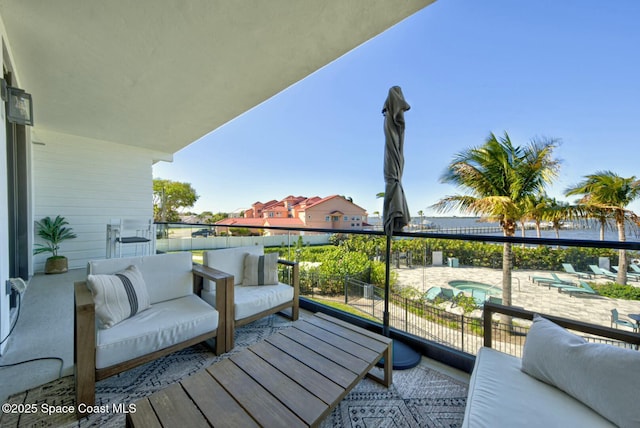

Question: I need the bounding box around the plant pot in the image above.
[45,256,68,274]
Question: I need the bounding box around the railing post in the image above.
[405,297,408,332]
[372,287,376,318]
[483,305,493,348]
[461,313,465,352]
[344,275,348,305]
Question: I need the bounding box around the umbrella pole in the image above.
[377,231,422,370]
[383,234,391,337]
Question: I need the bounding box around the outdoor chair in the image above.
[487,296,503,305]
[558,280,598,297]
[106,218,154,258]
[440,288,460,301]
[562,263,592,279]
[598,267,620,281]
[610,309,638,332]
[74,252,225,409]
[471,290,488,308]
[611,266,640,282]
[423,286,443,302]
[201,245,299,352]
[630,264,640,274]
[530,273,574,287]
[588,265,608,277]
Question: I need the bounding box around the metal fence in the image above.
[336,278,637,357]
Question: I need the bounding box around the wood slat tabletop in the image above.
[127,313,392,428]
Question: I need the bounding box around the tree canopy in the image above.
[153,179,199,222]
[565,171,640,284]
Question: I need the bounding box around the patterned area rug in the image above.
[1,315,468,427]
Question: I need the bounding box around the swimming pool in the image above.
[448,280,501,297]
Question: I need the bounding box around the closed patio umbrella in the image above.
[381,86,420,369]
[383,86,411,239]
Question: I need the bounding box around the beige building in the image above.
[216,195,368,235]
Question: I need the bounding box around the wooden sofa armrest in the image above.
[192,263,232,354]
[278,259,299,321]
[75,281,96,410]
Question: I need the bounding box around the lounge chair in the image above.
[598,267,620,281]
[530,273,574,287]
[423,286,459,303]
[423,286,443,302]
[441,288,460,300]
[487,296,503,305]
[558,280,598,297]
[588,265,610,278]
[471,290,488,307]
[611,266,640,282]
[611,309,638,332]
[562,263,592,279]
[630,264,640,274]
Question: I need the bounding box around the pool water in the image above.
[448,280,501,297]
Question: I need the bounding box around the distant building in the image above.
[214,195,368,235]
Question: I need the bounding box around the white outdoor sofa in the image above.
[463,303,640,428]
[201,245,299,352]
[74,252,226,410]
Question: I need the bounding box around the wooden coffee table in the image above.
[127,312,393,427]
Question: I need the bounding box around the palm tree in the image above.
[520,193,551,238]
[582,206,613,241]
[565,171,640,284]
[542,198,573,248]
[432,132,560,322]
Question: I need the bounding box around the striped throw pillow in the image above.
[87,264,151,328]
[242,252,279,286]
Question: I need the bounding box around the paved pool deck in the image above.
[394,264,640,330]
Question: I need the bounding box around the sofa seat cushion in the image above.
[462,347,614,428]
[201,283,293,321]
[96,295,218,369]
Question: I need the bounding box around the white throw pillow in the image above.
[521,314,640,427]
[242,253,278,286]
[87,265,151,328]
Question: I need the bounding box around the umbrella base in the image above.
[377,340,421,370]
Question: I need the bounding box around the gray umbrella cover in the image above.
[382,86,411,237]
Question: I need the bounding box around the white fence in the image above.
[156,233,331,253]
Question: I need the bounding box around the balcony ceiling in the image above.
[0,1,434,156]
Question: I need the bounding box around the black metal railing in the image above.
[483,302,640,355]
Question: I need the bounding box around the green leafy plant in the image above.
[591,282,640,300]
[453,293,479,314]
[33,215,77,258]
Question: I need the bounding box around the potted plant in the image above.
[33,215,77,274]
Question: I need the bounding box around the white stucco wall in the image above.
[31,129,157,272]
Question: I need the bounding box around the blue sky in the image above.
[153,0,640,217]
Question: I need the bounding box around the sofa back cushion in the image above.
[203,245,264,286]
[88,252,193,304]
[522,314,640,427]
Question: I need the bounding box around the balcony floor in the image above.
[0,269,470,426]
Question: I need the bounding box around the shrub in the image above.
[591,282,640,300]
